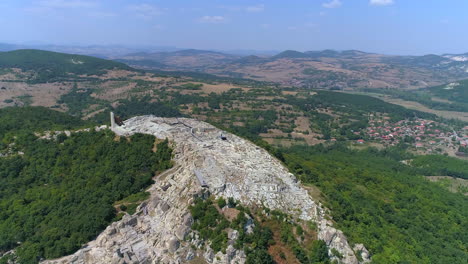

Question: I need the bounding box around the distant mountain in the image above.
[305,49,340,58]
[0,43,181,58]
[0,43,26,52]
[211,50,468,89]
[0,49,132,82]
[443,53,468,62]
[115,58,168,69]
[114,48,468,90]
[273,50,311,59]
[231,55,269,65]
[118,49,241,70]
[382,54,449,67]
[273,49,372,59]
[170,49,228,56]
[220,49,280,56]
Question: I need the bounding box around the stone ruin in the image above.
[43,115,370,264]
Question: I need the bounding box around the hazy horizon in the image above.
[1,0,468,55]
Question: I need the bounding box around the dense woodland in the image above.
[0,49,131,83]
[283,144,468,264]
[360,82,468,113]
[0,108,173,263]
[411,155,468,180]
[0,107,88,135]
[1,97,467,264]
[428,79,468,105]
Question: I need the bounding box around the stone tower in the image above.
[110,112,116,129]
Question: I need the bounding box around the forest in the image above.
[428,79,468,105]
[411,155,468,180]
[0,49,131,83]
[283,144,468,264]
[0,106,88,135]
[0,107,173,263]
[360,88,468,113]
[1,67,467,263]
[283,90,436,122]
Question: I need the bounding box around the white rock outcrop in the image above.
[44,116,369,264]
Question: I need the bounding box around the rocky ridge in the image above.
[44,116,370,264]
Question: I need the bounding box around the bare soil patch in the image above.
[93,81,137,101]
[0,81,71,109]
[221,208,240,221]
[85,70,136,80]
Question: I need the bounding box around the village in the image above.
[355,115,468,157]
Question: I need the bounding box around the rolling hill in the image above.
[116,49,468,90]
[0,49,132,83]
[0,50,467,264]
[117,49,241,70]
[428,79,468,104]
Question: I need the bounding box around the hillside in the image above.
[117,49,240,70]
[3,51,464,154]
[0,108,173,263]
[284,145,468,263]
[356,79,468,117]
[0,106,88,133]
[428,79,468,104]
[44,116,366,264]
[116,49,468,90]
[2,50,467,156]
[0,49,132,83]
[0,50,468,263]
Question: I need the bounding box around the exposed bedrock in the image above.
[44,116,369,264]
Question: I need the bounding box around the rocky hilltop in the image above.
[44,116,370,264]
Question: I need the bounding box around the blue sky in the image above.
[1,0,467,55]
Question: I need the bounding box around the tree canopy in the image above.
[0,108,172,263]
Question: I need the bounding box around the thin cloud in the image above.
[200,16,226,24]
[322,0,342,9]
[25,0,97,15]
[219,5,265,13]
[39,0,97,8]
[370,0,395,6]
[246,4,265,12]
[128,4,164,19]
[218,5,242,12]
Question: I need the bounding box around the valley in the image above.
[115,49,468,90]
[0,49,467,264]
[3,1,468,263]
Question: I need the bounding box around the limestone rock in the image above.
[42,116,367,264]
[204,248,214,263]
[185,250,195,261]
[167,237,180,253]
[175,225,189,240]
[243,214,255,235]
[353,244,371,263]
[228,229,239,240]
